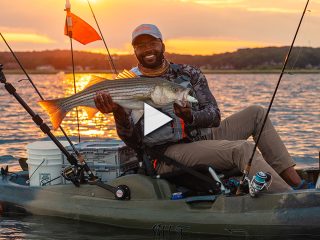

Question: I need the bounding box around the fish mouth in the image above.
[186,95,198,103]
[183,89,198,103]
[175,90,198,107]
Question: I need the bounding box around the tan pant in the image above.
[160,105,295,193]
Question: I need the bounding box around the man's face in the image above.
[133,35,165,68]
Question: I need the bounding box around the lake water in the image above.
[0,72,319,239]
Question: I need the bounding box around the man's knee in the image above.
[247,105,266,119]
[246,105,268,134]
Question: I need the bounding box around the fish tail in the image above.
[38,98,68,130]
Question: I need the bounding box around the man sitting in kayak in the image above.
[94,24,305,192]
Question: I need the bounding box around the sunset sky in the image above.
[0,0,319,55]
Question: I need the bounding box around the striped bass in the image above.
[38,71,197,130]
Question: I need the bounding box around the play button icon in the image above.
[144,103,172,136]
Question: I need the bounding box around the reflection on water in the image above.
[0,73,320,163]
[210,73,319,166]
[0,73,119,159]
[57,73,119,139]
[0,72,319,239]
[0,215,244,240]
[0,214,319,240]
[0,73,319,165]
[0,215,154,240]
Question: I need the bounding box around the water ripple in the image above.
[0,73,319,166]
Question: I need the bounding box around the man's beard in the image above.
[137,49,165,69]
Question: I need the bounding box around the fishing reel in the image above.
[248,171,272,197]
[62,165,84,187]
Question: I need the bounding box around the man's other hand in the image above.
[94,91,120,114]
[174,103,193,124]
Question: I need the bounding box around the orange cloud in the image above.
[247,8,301,14]
[1,32,55,44]
[180,0,244,5]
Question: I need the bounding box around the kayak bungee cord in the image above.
[65,0,82,143]
[86,0,118,74]
[236,0,310,195]
[0,32,84,170]
[0,65,130,200]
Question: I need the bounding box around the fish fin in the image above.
[115,69,138,79]
[116,100,144,110]
[131,110,144,124]
[84,75,108,89]
[82,106,99,119]
[38,98,67,130]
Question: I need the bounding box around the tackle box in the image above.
[63,139,138,181]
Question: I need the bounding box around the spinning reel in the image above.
[62,165,84,187]
[246,171,272,197]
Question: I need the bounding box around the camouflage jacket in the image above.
[113,63,221,150]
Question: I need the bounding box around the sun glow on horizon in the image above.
[86,48,131,55]
[164,38,276,55]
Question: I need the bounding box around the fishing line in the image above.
[86,0,118,74]
[288,10,311,74]
[237,0,310,195]
[0,33,43,98]
[18,79,29,82]
[289,47,303,73]
[69,36,81,143]
[0,32,83,165]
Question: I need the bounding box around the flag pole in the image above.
[86,0,118,74]
[65,0,81,143]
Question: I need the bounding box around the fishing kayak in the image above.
[0,170,319,237]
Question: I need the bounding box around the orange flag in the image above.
[64,12,101,45]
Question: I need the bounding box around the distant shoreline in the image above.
[4,69,320,75]
[2,47,320,74]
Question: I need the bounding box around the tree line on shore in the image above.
[1,46,320,71]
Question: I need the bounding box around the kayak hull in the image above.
[0,172,319,236]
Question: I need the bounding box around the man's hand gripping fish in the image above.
[38,70,198,130]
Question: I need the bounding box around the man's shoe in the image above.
[293,179,315,190]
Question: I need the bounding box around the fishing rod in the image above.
[0,65,130,200]
[0,32,84,165]
[65,0,81,143]
[86,0,118,74]
[236,0,310,195]
[0,65,80,184]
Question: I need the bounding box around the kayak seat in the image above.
[136,148,242,195]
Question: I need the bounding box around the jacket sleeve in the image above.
[185,66,221,128]
[113,108,143,150]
